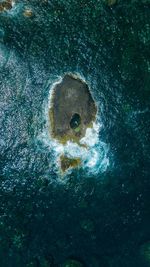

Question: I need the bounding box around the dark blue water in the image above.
[0,1,150,266]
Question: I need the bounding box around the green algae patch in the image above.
[140,241,150,265]
[60,155,81,172]
[49,73,97,145]
[103,0,117,6]
[80,219,94,232]
[62,259,84,267]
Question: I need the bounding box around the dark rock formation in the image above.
[49,74,97,144]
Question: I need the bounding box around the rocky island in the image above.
[49,73,97,144]
[49,73,97,172]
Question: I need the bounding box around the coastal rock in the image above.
[49,74,97,144]
[60,155,81,172]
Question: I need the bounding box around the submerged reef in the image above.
[140,241,150,266]
[0,0,13,12]
[62,259,84,267]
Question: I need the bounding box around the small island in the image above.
[49,73,97,172]
[49,73,97,144]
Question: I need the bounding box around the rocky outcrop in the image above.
[49,74,97,145]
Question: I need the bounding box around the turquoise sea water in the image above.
[0,1,150,266]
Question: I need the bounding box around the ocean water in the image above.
[0,1,150,266]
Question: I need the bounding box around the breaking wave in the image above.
[39,74,110,179]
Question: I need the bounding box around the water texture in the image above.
[0,0,150,266]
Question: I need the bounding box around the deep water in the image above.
[0,0,150,266]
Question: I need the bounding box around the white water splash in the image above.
[40,119,109,177]
[40,74,110,177]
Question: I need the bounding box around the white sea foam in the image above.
[40,74,110,178]
[40,122,109,177]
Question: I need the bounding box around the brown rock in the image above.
[0,0,13,12]
[49,73,97,144]
[23,8,33,17]
[60,155,81,172]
